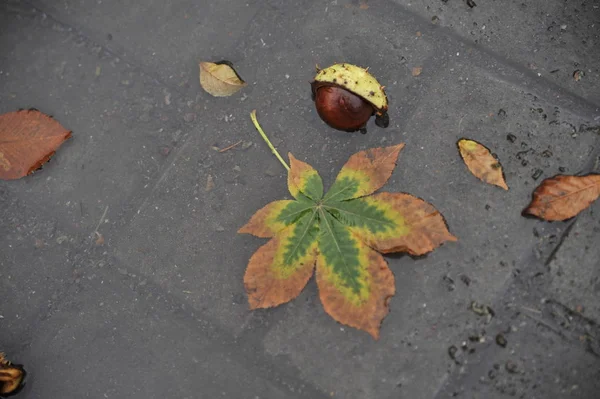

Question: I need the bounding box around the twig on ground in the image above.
[219,140,243,153]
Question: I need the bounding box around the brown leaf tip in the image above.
[446,233,459,242]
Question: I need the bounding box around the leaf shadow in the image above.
[385,252,429,261]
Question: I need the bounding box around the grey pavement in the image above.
[1,0,599,398]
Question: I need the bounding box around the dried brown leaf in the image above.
[0,352,25,396]
[458,138,508,190]
[95,232,105,246]
[205,174,215,192]
[199,61,247,97]
[523,174,600,221]
[412,66,422,77]
[0,109,71,180]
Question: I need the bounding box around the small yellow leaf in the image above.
[199,61,247,97]
[458,139,508,190]
[412,67,422,77]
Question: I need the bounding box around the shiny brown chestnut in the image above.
[311,63,389,134]
[312,83,374,132]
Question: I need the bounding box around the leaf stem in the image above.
[250,110,290,171]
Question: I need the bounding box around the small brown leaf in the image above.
[458,139,508,190]
[0,352,25,396]
[523,174,600,221]
[0,109,71,180]
[359,1,369,9]
[95,232,105,246]
[199,61,247,97]
[412,66,422,77]
[205,174,215,192]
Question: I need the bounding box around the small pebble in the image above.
[470,301,494,316]
[448,345,457,358]
[469,334,485,343]
[460,275,471,286]
[505,360,519,374]
[159,146,171,156]
[442,275,455,292]
[448,345,462,365]
[264,167,279,177]
[496,333,507,347]
[241,141,253,150]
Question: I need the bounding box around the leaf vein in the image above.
[323,203,396,228]
[283,209,318,266]
[319,208,360,292]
